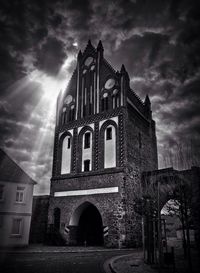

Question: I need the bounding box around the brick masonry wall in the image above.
[120,105,158,247]
[49,172,128,248]
[29,196,49,243]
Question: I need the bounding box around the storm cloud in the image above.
[0,0,200,194]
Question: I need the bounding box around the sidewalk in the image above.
[107,248,200,273]
[108,251,158,273]
[0,244,134,253]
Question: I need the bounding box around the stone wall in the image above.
[29,195,49,243]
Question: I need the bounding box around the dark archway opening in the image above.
[77,204,103,246]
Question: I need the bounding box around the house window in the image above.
[16,187,25,203]
[84,160,90,171]
[11,218,22,235]
[106,127,112,140]
[84,132,91,149]
[0,185,4,201]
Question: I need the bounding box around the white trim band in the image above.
[54,187,119,197]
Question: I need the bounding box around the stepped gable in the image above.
[0,149,36,184]
[62,68,77,103]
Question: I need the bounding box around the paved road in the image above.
[0,250,133,273]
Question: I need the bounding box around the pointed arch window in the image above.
[84,132,91,149]
[104,124,116,168]
[61,134,72,174]
[81,129,93,172]
[106,127,112,140]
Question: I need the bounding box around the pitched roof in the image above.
[0,149,36,185]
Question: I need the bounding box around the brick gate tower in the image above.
[48,40,158,248]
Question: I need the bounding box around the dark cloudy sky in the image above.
[0,0,200,195]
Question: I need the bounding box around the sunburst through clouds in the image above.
[2,54,76,194]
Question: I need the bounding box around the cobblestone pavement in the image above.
[0,247,133,273]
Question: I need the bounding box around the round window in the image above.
[113,89,118,95]
[103,92,108,98]
[64,95,73,105]
[84,57,93,66]
[105,78,115,89]
[91,65,95,71]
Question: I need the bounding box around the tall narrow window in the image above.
[102,93,108,112]
[84,160,90,171]
[104,125,116,168]
[61,135,72,174]
[68,105,75,121]
[89,86,93,115]
[16,187,25,203]
[11,218,22,235]
[105,97,108,110]
[112,95,119,109]
[67,137,71,149]
[106,127,112,140]
[84,132,91,149]
[101,98,105,111]
[83,105,86,117]
[62,107,66,125]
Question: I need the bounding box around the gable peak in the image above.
[97,40,104,51]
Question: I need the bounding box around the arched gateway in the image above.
[48,40,158,248]
[69,202,103,246]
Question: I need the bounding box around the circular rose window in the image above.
[113,89,118,95]
[90,65,95,71]
[64,95,73,105]
[105,78,115,89]
[84,57,93,66]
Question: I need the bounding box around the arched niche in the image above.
[60,132,72,174]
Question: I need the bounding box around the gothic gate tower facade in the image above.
[48,40,158,248]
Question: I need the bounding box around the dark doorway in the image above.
[54,208,61,230]
[77,204,103,246]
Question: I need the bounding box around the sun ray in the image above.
[5,54,76,186]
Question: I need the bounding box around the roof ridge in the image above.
[103,58,116,74]
[130,88,144,106]
[0,148,36,184]
[63,68,77,97]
